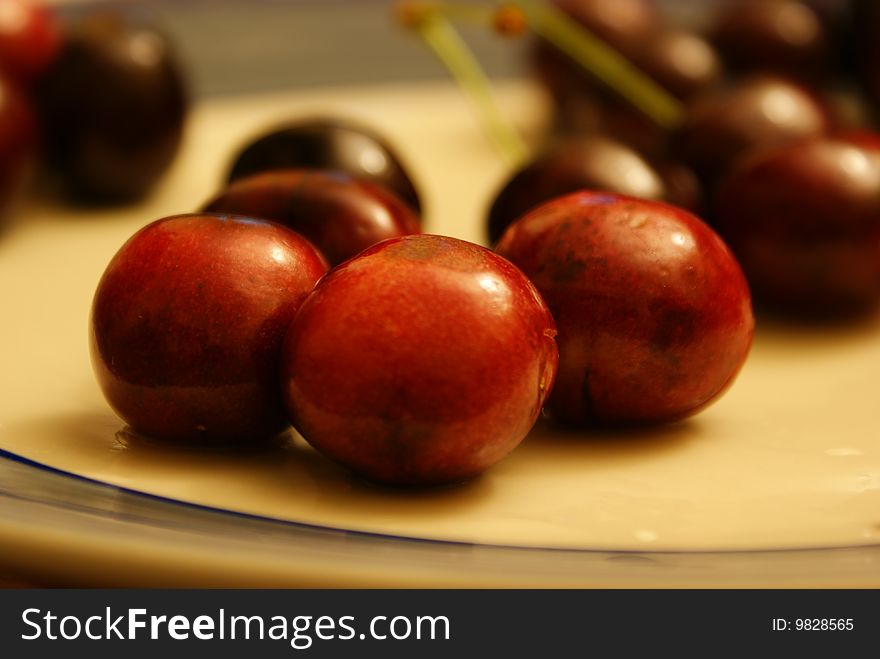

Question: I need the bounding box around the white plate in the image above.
[1,81,879,586]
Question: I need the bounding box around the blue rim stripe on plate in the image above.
[3,447,880,557]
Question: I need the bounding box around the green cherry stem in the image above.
[398,4,530,166]
[414,1,497,24]
[508,0,684,129]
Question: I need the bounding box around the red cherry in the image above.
[281,234,559,485]
[496,192,754,426]
[90,214,328,445]
[714,136,880,317]
[710,0,831,82]
[671,74,830,184]
[34,12,187,201]
[0,0,60,83]
[227,118,422,215]
[203,169,420,266]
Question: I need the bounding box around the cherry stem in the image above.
[398,3,530,166]
[412,1,497,24]
[509,0,684,129]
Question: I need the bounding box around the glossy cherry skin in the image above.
[281,235,559,486]
[713,137,880,317]
[0,0,60,82]
[671,75,830,185]
[486,135,701,244]
[626,28,723,101]
[0,73,37,221]
[90,214,328,445]
[202,169,420,266]
[34,13,187,202]
[227,117,422,214]
[496,192,754,427]
[710,0,830,82]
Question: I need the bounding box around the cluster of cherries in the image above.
[91,119,553,485]
[516,0,880,317]
[0,0,187,215]
[87,0,879,487]
[92,124,752,486]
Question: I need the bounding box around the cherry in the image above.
[709,0,831,82]
[496,191,754,427]
[626,28,723,101]
[713,136,880,317]
[0,0,60,83]
[34,12,187,202]
[671,74,830,186]
[227,117,422,214]
[281,234,558,486]
[203,169,421,266]
[486,135,701,244]
[90,214,328,445]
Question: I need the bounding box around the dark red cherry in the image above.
[710,0,831,82]
[202,169,421,266]
[281,234,558,485]
[671,75,830,185]
[626,28,723,101]
[713,136,880,317]
[34,12,187,202]
[90,213,328,445]
[227,117,422,215]
[486,135,701,244]
[0,0,60,83]
[496,191,754,426]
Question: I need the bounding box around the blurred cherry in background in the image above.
[0,0,60,83]
[35,11,188,202]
